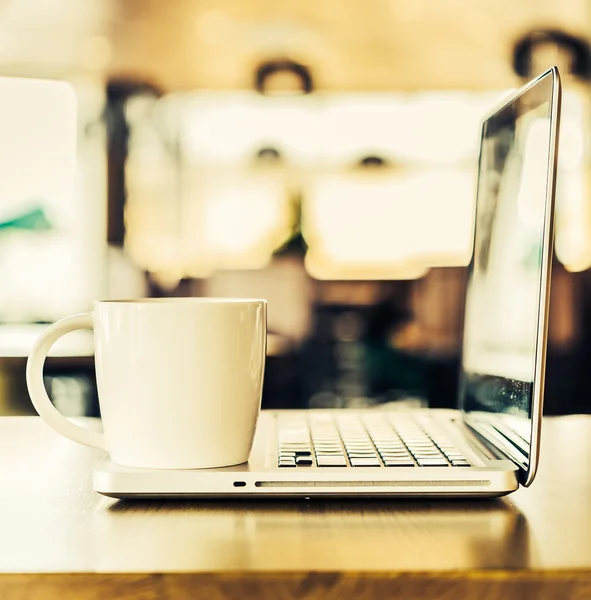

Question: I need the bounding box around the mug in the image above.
[26,298,267,469]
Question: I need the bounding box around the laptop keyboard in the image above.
[277,413,471,468]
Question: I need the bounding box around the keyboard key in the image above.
[381,455,412,461]
[350,458,381,467]
[317,457,347,467]
[278,412,468,470]
[348,454,379,460]
[414,455,444,461]
[280,443,311,449]
[317,453,345,458]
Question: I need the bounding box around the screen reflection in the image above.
[461,73,556,468]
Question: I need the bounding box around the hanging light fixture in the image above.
[513,29,591,273]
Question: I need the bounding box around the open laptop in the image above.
[95,67,561,498]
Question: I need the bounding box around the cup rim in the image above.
[96,297,267,305]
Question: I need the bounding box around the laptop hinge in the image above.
[463,415,528,471]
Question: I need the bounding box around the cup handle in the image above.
[26,313,106,451]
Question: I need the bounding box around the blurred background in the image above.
[0,0,590,417]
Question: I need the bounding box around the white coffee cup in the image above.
[26,298,267,469]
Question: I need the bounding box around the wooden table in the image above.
[1,416,590,599]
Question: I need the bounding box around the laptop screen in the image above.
[460,70,558,473]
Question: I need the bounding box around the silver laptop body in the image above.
[95,67,562,499]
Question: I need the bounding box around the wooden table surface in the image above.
[1,415,590,599]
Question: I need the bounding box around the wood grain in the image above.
[1,416,591,599]
[2,573,591,600]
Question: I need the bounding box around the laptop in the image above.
[94,67,562,499]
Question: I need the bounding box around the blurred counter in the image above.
[0,324,290,359]
[0,325,296,416]
[0,324,94,358]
